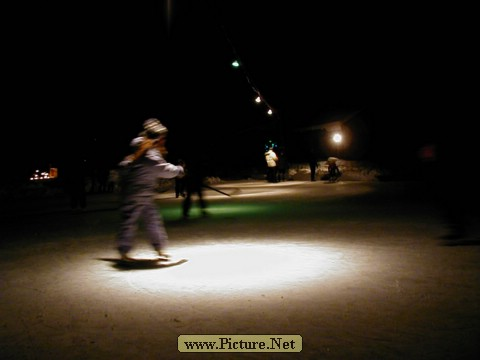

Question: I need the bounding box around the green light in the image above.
[231,60,240,68]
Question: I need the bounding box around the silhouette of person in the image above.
[432,129,479,242]
[64,156,87,211]
[182,158,208,219]
[327,157,341,182]
[116,118,184,260]
[96,167,109,193]
[107,169,118,193]
[308,152,318,182]
[276,149,288,182]
[264,147,278,183]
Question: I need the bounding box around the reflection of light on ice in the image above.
[125,243,347,294]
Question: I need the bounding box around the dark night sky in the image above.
[2,1,472,181]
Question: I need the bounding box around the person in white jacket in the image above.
[116,118,184,260]
[264,147,278,183]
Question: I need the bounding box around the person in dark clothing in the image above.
[327,157,341,182]
[182,159,208,219]
[432,128,479,242]
[64,157,87,211]
[276,150,288,182]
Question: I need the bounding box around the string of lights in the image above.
[215,20,286,150]
[218,23,276,118]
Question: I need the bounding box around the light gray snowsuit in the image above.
[117,146,184,254]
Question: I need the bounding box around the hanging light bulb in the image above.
[255,96,261,103]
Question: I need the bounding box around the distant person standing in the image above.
[276,149,288,182]
[264,147,278,183]
[107,169,119,193]
[182,158,208,219]
[308,152,318,182]
[64,156,87,211]
[327,157,341,182]
[432,127,479,242]
[116,118,184,260]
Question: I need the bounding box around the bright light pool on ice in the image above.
[121,242,349,294]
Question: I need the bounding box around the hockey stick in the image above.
[202,184,233,197]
